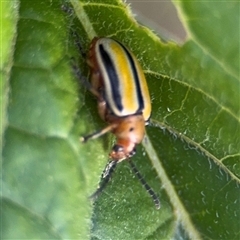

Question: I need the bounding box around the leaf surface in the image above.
[1,0,239,239]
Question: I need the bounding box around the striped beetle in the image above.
[75,37,160,209]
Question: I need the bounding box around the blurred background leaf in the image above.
[1,0,239,239]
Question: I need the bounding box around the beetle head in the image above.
[109,114,145,161]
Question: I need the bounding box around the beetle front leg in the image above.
[80,124,116,143]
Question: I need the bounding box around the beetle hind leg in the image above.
[72,62,103,101]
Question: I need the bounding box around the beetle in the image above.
[74,37,160,209]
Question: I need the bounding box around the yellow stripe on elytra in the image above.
[133,58,151,121]
[110,41,139,115]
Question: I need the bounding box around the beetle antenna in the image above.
[128,159,160,209]
[89,160,118,200]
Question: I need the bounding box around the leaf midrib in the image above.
[143,132,202,240]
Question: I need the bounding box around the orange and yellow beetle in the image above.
[75,37,160,209]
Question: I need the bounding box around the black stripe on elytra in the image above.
[99,44,123,112]
[117,41,144,113]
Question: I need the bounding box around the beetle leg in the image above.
[70,29,87,58]
[72,62,103,101]
[80,124,116,143]
[61,4,74,15]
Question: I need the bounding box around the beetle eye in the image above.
[129,147,136,157]
[129,127,134,132]
[112,145,124,153]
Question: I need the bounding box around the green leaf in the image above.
[1,0,94,239]
[174,1,239,78]
[1,0,239,239]
[1,1,19,149]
